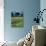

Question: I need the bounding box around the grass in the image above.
[11,17,24,27]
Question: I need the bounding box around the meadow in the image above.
[11,17,24,27]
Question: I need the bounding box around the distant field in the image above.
[11,17,24,27]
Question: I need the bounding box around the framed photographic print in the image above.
[11,11,24,27]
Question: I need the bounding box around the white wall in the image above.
[40,0,46,27]
[0,0,4,42]
[40,0,46,45]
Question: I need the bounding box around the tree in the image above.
[11,12,14,17]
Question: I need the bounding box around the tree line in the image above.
[11,11,24,17]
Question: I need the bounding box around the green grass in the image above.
[11,17,24,27]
